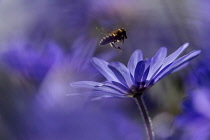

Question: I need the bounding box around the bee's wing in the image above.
[96,27,111,35]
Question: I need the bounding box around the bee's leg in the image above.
[110,42,115,48]
[110,42,118,49]
[110,43,122,52]
[117,38,124,44]
[117,46,122,52]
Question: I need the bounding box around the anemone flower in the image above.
[1,41,62,86]
[71,43,200,140]
[175,56,210,140]
[176,88,210,140]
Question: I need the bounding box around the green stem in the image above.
[135,94,154,140]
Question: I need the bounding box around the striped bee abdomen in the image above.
[99,35,115,45]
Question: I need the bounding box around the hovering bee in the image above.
[98,28,127,52]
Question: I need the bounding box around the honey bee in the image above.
[99,28,127,51]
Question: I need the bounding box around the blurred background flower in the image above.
[0,0,209,140]
[173,55,210,140]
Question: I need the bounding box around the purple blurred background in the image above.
[0,0,209,140]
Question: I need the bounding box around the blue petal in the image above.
[70,81,126,95]
[70,81,101,88]
[147,47,167,80]
[108,64,128,88]
[171,62,189,73]
[141,66,150,85]
[92,57,119,82]
[109,62,133,87]
[111,81,130,92]
[142,59,151,85]
[101,81,129,94]
[91,94,128,101]
[161,43,189,70]
[134,61,145,85]
[153,50,201,83]
[127,49,143,76]
[144,58,151,70]
[146,64,172,87]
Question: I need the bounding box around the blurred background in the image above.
[0,0,209,140]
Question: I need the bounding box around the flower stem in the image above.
[135,94,154,140]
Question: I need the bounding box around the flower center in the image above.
[128,84,147,97]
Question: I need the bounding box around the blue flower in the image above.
[174,54,210,140]
[71,43,201,98]
[1,41,63,85]
[176,88,210,140]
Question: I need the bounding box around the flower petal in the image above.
[144,58,151,70]
[109,62,133,87]
[127,49,143,76]
[146,64,172,87]
[92,57,119,82]
[134,61,145,85]
[141,66,150,85]
[111,81,130,92]
[70,81,101,88]
[101,81,129,94]
[161,43,189,70]
[108,64,128,88]
[70,81,126,95]
[147,47,167,80]
[171,62,189,73]
[153,50,201,83]
[91,94,128,101]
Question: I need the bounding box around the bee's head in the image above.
[121,28,127,39]
[120,28,126,32]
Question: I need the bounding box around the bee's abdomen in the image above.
[99,35,115,45]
